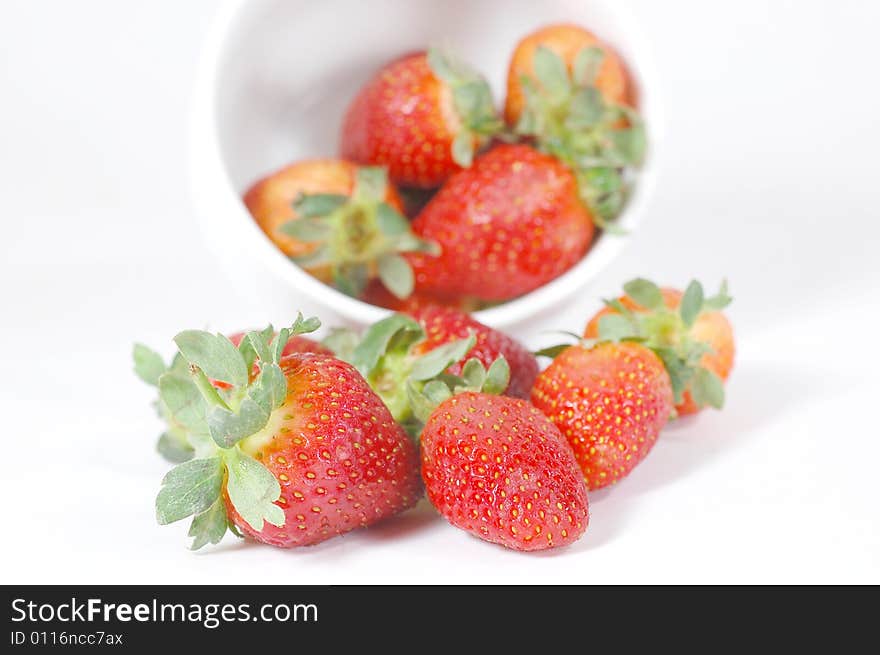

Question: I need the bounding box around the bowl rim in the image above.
[188,0,665,328]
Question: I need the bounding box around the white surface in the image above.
[1,0,878,584]
[191,0,662,329]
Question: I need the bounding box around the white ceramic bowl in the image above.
[189,0,662,329]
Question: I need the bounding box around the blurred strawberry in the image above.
[341,50,502,188]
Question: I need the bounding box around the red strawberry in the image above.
[409,305,538,400]
[421,392,589,551]
[244,160,437,299]
[583,278,735,415]
[505,24,645,227]
[151,316,421,549]
[408,143,595,302]
[531,341,673,490]
[358,278,477,313]
[330,308,536,433]
[341,50,501,188]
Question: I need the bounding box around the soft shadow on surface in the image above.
[533,361,832,555]
[359,498,441,542]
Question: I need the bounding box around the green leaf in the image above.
[623,278,664,310]
[407,379,453,425]
[158,372,208,434]
[395,233,441,255]
[155,456,224,525]
[483,356,511,395]
[460,358,487,389]
[690,367,725,409]
[704,279,733,311]
[533,46,571,100]
[157,431,194,464]
[249,363,287,414]
[351,314,423,377]
[534,344,571,359]
[410,335,476,381]
[240,326,274,370]
[566,87,604,128]
[451,130,475,167]
[426,47,458,83]
[607,125,647,165]
[375,202,410,237]
[572,46,605,86]
[354,166,388,201]
[206,398,270,449]
[292,193,348,218]
[333,263,369,298]
[292,245,332,268]
[187,497,228,550]
[133,343,166,386]
[279,216,332,242]
[597,314,638,342]
[680,280,705,328]
[223,447,285,532]
[174,331,248,387]
[653,348,694,404]
[322,327,360,361]
[378,254,415,300]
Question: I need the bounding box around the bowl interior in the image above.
[207,0,658,328]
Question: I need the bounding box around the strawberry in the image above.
[531,341,673,490]
[341,50,502,188]
[134,329,333,463]
[409,305,538,400]
[243,160,437,298]
[506,24,645,229]
[506,24,631,126]
[407,143,595,302]
[148,315,421,549]
[583,278,735,415]
[327,307,535,434]
[420,391,589,551]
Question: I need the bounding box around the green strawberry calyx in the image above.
[144,313,320,550]
[536,278,733,412]
[427,48,504,167]
[516,46,646,231]
[279,166,439,299]
[324,313,507,437]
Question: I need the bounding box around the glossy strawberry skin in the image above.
[408,144,594,302]
[225,353,422,547]
[421,393,589,552]
[584,289,735,416]
[531,342,673,490]
[408,305,539,399]
[341,52,464,188]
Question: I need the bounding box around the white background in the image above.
[1,0,878,584]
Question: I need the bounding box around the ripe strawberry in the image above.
[244,160,437,298]
[134,328,334,464]
[341,50,502,188]
[409,305,538,400]
[328,307,535,434]
[531,341,673,490]
[150,315,421,549]
[583,278,735,415]
[407,143,595,302]
[505,24,645,228]
[421,392,589,551]
[358,278,478,313]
